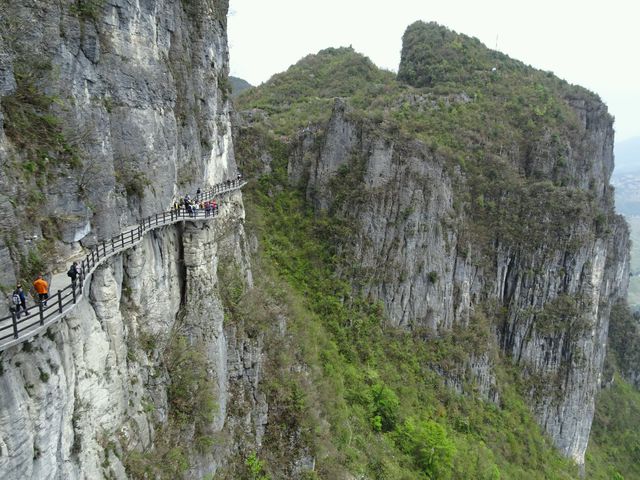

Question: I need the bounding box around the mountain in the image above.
[234,21,635,478]
[229,75,252,96]
[0,1,256,478]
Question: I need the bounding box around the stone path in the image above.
[0,179,246,352]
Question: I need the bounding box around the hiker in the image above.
[33,274,49,307]
[196,187,201,200]
[226,179,231,188]
[185,200,193,217]
[67,261,81,287]
[205,201,212,217]
[12,284,29,318]
[212,200,218,215]
[237,172,242,182]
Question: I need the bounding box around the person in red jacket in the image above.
[33,274,49,307]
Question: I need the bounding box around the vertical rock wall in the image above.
[285,95,629,465]
[0,194,261,479]
[0,0,235,286]
[0,1,267,478]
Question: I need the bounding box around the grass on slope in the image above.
[586,376,640,480]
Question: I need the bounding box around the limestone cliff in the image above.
[290,98,628,464]
[0,1,269,479]
[0,0,234,286]
[0,200,260,479]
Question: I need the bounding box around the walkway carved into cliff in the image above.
[0,179,247,352]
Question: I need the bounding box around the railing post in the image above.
[11,310,18,339]
[72,281,77,304]
[58,290,63,314]
[96,245,100,262]
[38,302,44,326]
[121,232,124,248]
[155,213,158,225]
[103,242,107,257]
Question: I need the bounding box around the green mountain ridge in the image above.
[232,21,638,479]
[229,75,253,97]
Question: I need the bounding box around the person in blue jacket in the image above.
[12,284,29,318]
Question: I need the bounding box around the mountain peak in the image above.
[398,20,504,88]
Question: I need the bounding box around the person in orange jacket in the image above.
[33,274,49,307]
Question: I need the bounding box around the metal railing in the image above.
[0,179,246,352]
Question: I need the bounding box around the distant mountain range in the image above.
[229,76,253,97]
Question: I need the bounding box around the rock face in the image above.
[282,88,629,464]
[0,197,263,479]
[0,1,272,478]
[0,0,235,286]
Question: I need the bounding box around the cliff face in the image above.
[0,1,270,478]
[0,0,234,286]
[292,98,628,463]
[0,202,260,479]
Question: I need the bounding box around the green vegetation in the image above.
[237,47,394,137]
[398,21,501,88]
[0,49,86,277]
[69,0,105,22]
[586,376,640,479]
[606,302,640,383]
[230,76,253,97]
[236,26,608,273]
[2,57,82,176]
[115,165,151,198]
[623,216,640,308]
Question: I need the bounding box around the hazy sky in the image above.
[228,0,639,142]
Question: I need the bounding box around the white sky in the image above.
[228,0,640,142]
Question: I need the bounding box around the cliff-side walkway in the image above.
[0,179,246,352]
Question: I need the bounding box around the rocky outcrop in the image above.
[282,90,629,465]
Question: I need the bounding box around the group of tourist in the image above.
[174,194,220,218]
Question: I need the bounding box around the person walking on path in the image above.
[67,261,81,287]
[12,284,29,318]
[33,274,49,307]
